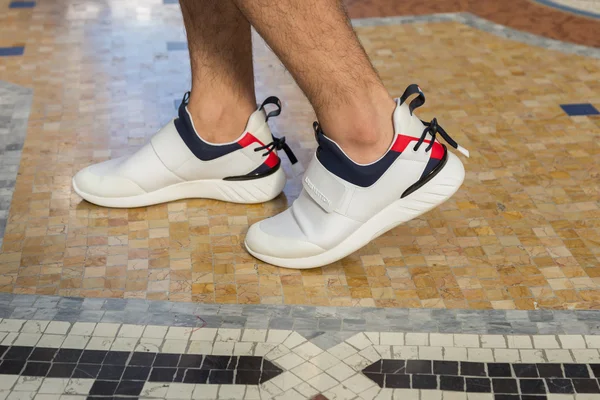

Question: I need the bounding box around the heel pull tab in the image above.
[399,84,425,115]
[259,96,282,122]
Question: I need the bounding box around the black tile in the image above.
[0,346,8,358]
[260,369,281,383]
[209,369,234,384]
[130,352,156,366]
[123,366,150,381]
[173,368,185,383]
[520,379,546,394]
[4,346,33,360]
[80,350,107,364]
[434,361,458,376]
[521,396,548,400]
[363,372,384,388]
[546,378,575,394]
[228,356,239,369]
[363,360,381,373]
[237,356,261,370]
[154,353,180,367]
[440,375,464,391]
[104,351,130,365]
[488,363,512,377]
[201,355,230,370]
[72,364,100,379]
[564,364,590,378]
[178,355,203,368]
[590,364,600,378]
[47,363,76,378]
[115,380,144,396]
[98,365,125,380]
[492,378,518,394]
[461,362,486,377]
[572,378,600,393]
[90,380,119,396]
[149,367,177,382]
[513,364,539,378]
[0,360,25,375]
[494,396,520,400]
[22,361,49,377]
[406,360,431,374]
[184,369,209,384]
[382,360,405,374]
[54,349,82,363]
[537,364,563,378]
[411,374,437,390]
[262,359,282,372]
[28,348,57,362]
[466,377,492,393]
[385,373,410,388]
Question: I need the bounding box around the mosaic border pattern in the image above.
[533,0,600,20]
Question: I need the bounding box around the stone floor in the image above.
[0,0,599,398]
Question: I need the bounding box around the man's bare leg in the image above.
[232,0,396,163]
[180,0,256,143]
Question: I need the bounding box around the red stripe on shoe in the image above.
[238,132,280,168]
[391,134,444,160]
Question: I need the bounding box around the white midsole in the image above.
[245,152,465,269]
[73,168,286,208]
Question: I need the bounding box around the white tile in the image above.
[392,346,418,360]
[265,344,291,360]
[344,353,371,370]
[324,383,356,399]
[292,361,322,381]
[466,394,493,400]
[0,391,9,400]
[326,362,355,381]
[218,384,246,399]
[392,389,419,400]
[533,335,560,349]
[162,339,188,353]
[493,349,520,363]
[260,381,283,397]
[293,382,319,398]
[275,352,305,370]
[575,395,600,400]
[307,372,338,392]
[244,386,261,400]
[282,332,306,349]
[136,338,163,353]
[2,332,17,346]
[193,384,219,399]
[310,351,340,370]
[342,373,376,393]
[37,335,65,348]
[584,335,600,349]
[546,349,574,363]
[64,379,93,395]
[405,333,428,346]
[166,327,191,341]
[216,328,241,342]
[110,337,137,351]
[233,342,253,356]
[546,395,574,400]
[6,392,34,400]
[241,329,267,342]
[429,333,453,347]
[454,334,479,348]
[140,382,170,397]
[92,323,119,337]
[380,333,403,346]
[270,371,303,391]
[444,347,468,361]
[419,346,443,360]
[373,345,392,359]
[190,328,217,342]
[166,382,193,399]
[481,335,506,348]
[85,337,113,350]
[272,388,305,400]
[188,341,213,355]
[21,321,49,334]
[467,348,494,362]
[212,341,234,355]
[360,346,384,362]
[571,349,600,363]
[364,332,380,345]
[14,377,43,392]
[421,391,442,400]
[292,341,322,360]
[33,395,60,400]
[69,323,95,336]
[143,325,168,339]
[559,335,586,349]
[117,324,144,338]
[507,335,533,349]
[266,330,292,344]
[61,336,90,349]
[254,342,276,357]
[359,385,385,400]
[45,322,70,335]
[14,333,41,346]
[0,375,18,390]
[329,342,358,359]
[520,349,546,363]
[0,319,25,332]
[38,379,69,394]
[58,396,86,400]
[347,333,373,350]
[442,392,467,400]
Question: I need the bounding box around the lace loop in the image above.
[414,118,470,158]
[254,135,299,165]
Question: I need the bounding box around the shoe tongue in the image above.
[392,99,427,139]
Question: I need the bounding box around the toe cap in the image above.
[73,158,146,200]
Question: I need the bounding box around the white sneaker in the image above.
[73,95,298,207]
[245,84,469,269]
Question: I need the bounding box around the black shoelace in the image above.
[255,135,299,165]
[414,118,469,157]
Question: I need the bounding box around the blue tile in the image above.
[560,103,600,116]
[167,42,188,51]
[163,0,178,4]
[9,1,36,8]
[0,47,24,56]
